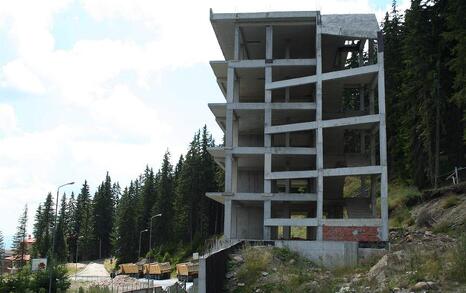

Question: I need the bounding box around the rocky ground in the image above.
[225,190,466,293]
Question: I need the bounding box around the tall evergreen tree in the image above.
[12,205,28,268]
[54,194,68,262]
[138,167,157,254]
[152,151,174,247]
[75,181,93,261]
[174,132,201,242]
[92,173,115,258]
[32,194,54,258]
[199,125,222,237]
[0,230,5,272]
[383,0,408,178]
[66,192,77,262]
[445,0,466,107]
[114,184,138,263]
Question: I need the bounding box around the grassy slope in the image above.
[225,182,466,293]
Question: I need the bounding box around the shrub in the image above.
[416,209,432,227]
[33,265,70,292]
[442,194,460,209]
[86,285,112,293]
[390,206,413,228]
[448,234,466,283]
[236,246,272,286]
[0,265,70,293]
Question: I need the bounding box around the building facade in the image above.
[206,11,388,259]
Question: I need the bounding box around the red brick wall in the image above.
[323,226,381,242]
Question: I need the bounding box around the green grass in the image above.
[232,246,337,293]
[387,181,421,229]
[442,194,460,209]
[448,234,466,283]
[388,181,421,211]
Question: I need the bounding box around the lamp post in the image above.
[138,229,148,260]
[148,213,162,263]
[49,182,74,293]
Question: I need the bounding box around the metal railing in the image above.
[446,167,466,185]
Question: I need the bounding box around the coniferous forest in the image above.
[31,126,224,264]
[27,0,465,265]
[383,0,465,188]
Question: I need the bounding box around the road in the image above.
[74,262,110,281]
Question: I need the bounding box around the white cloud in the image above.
[0,104,18,135]
[0,60,45,94]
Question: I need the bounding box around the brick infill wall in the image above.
[323,226,381,242]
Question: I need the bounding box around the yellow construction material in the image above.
[176,262,199,276]
[119,263,139,274]
[144,262,171,275]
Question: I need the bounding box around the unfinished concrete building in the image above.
[206,10,388,265]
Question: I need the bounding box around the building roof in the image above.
[5,254,31,261]
[210,10,379,60]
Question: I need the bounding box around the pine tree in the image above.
[92,173,115,258]
[66,192,77,262]
[54,193,68,262]
[75,181,93,261]
[401,0,437,187]
[199,126,221,237]
[114,184,138,263]
[383,0,408,179]
[174,132,201,242]
[138,167,157,254]
[32,194,54,258]
[0,230,5,272]
[32,204,43,258]
[445,0,466,107]
[12,205,28,268]
[152,151,174,247]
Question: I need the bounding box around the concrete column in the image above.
[233,118,239,148]
[225,27,237,241]
[224,199,232,239]
[225,152,233,193]
[369,87,377,217]
[234,24,241,60]
[232,156,238,193]
[263,25,273,240]
[264,200,271,240]
[377,32,388,241]
[315,13,324,240]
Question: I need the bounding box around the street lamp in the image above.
[138,229,148,260]
[49,182,74,293]
[149,213,162,263]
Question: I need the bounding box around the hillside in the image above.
[224,184,466,293]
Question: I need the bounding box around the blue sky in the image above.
[0,0,406,247]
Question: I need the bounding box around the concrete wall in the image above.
[237,170,264,193]
[275,240,358,267]
[198,241,244,293]
[232,203,264,239]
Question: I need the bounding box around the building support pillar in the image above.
[224,199,232,239]
[315,14,324,240]
[377,32,388,241]
[263,25,273,240]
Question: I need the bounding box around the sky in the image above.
[0,0,408,247]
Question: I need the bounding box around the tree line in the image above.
[30,126,223,264]
[383,0,465,188]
